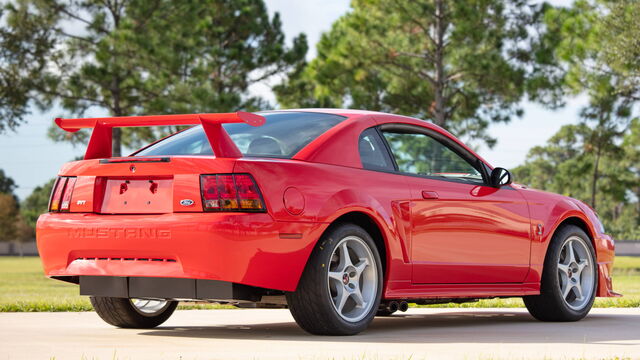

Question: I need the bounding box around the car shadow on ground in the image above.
[139,310,640,345]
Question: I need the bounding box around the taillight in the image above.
[60,177,77,211]
[200,174,265,212]
[49,176,77,212]
[234,174,263,210]
[218,174,238,210]
[49,177,65,211]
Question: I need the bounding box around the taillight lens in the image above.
[234,174,263,210]
[201,175,220,210]
[200,174,265,212]
[60,177,77,211]
[218,175,238,210]
[49,177,66,211]
[49,176,77,212]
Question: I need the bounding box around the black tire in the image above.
[523,225,598,322]
[90,297,178,328]
[286,223,383,335]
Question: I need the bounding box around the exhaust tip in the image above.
[399,301,409,312]
[388,301,399,312]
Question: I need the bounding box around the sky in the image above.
[0,0,579,200]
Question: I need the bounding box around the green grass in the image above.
[417,257,640,309]
[0,257,232,312]
[0,257,92,312]
[1,256,639,312]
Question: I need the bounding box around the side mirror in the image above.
[490,167,512,187]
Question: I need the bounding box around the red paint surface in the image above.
[283,187,305,215]
[37,109,617,299]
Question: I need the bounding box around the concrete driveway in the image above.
[1,308,639,359]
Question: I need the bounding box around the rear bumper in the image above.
[595,234,621,297]
[36,212,326,291]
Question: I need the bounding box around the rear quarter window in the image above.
[134,112,346,158]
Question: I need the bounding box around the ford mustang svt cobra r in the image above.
[36,109,618,335]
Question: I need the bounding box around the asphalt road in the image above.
[1,308,639,360]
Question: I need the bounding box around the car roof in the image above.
[271,108,438,129]
[272,108,438,129]
[272,108,390,117]
[279,108,493,170]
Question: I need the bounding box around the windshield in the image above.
[134,111,346,158]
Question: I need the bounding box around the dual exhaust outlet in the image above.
[383,300,409,313]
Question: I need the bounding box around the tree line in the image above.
[0,0,638,241]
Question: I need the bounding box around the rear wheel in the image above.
[523,225,597,321]
[286,223,383,335]
[90,297,178,328]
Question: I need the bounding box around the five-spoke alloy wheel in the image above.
[327,236,378,323]
[130,299,172,315]
[524,225,598,321]
[556,236,595,311]
[287,223,383,335]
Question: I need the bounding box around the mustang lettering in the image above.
[68,228,171,240]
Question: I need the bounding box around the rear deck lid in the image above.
[57,156,236,214]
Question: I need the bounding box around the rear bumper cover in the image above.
[36,212,326,292]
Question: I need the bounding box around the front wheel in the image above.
[523,225,597,321]
[286,223,383,335]
[90,297,178,328]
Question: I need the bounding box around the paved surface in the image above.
[1,308,639,360]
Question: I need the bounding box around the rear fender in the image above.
[316,189,412,282]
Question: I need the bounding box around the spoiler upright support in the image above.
[55,112,265,160]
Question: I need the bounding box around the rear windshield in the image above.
[134,111,346,158]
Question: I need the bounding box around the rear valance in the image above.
[55,112,265,160]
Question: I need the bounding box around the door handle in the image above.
[421,191,439,199]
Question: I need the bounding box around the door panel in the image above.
[378,126,532,285]
[408,178,532,284]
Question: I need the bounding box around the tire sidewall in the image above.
[312,223,384,333]
[90,296,178,328]
[544,226,598,319]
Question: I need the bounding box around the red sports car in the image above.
[37,109,618,335]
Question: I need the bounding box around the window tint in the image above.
[358,128,394,171]
[381,131,484,183]
[135,112,346,158]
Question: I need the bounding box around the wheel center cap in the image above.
[342,273,350,285]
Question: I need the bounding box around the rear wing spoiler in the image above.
[55,112,265,160]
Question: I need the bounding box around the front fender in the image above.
[523,194,616,296]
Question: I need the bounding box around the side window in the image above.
[359,128,395,171]
[381,130,484,184]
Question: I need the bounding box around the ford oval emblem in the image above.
[180,199,195,206]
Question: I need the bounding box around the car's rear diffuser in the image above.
[79,275,268,302]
